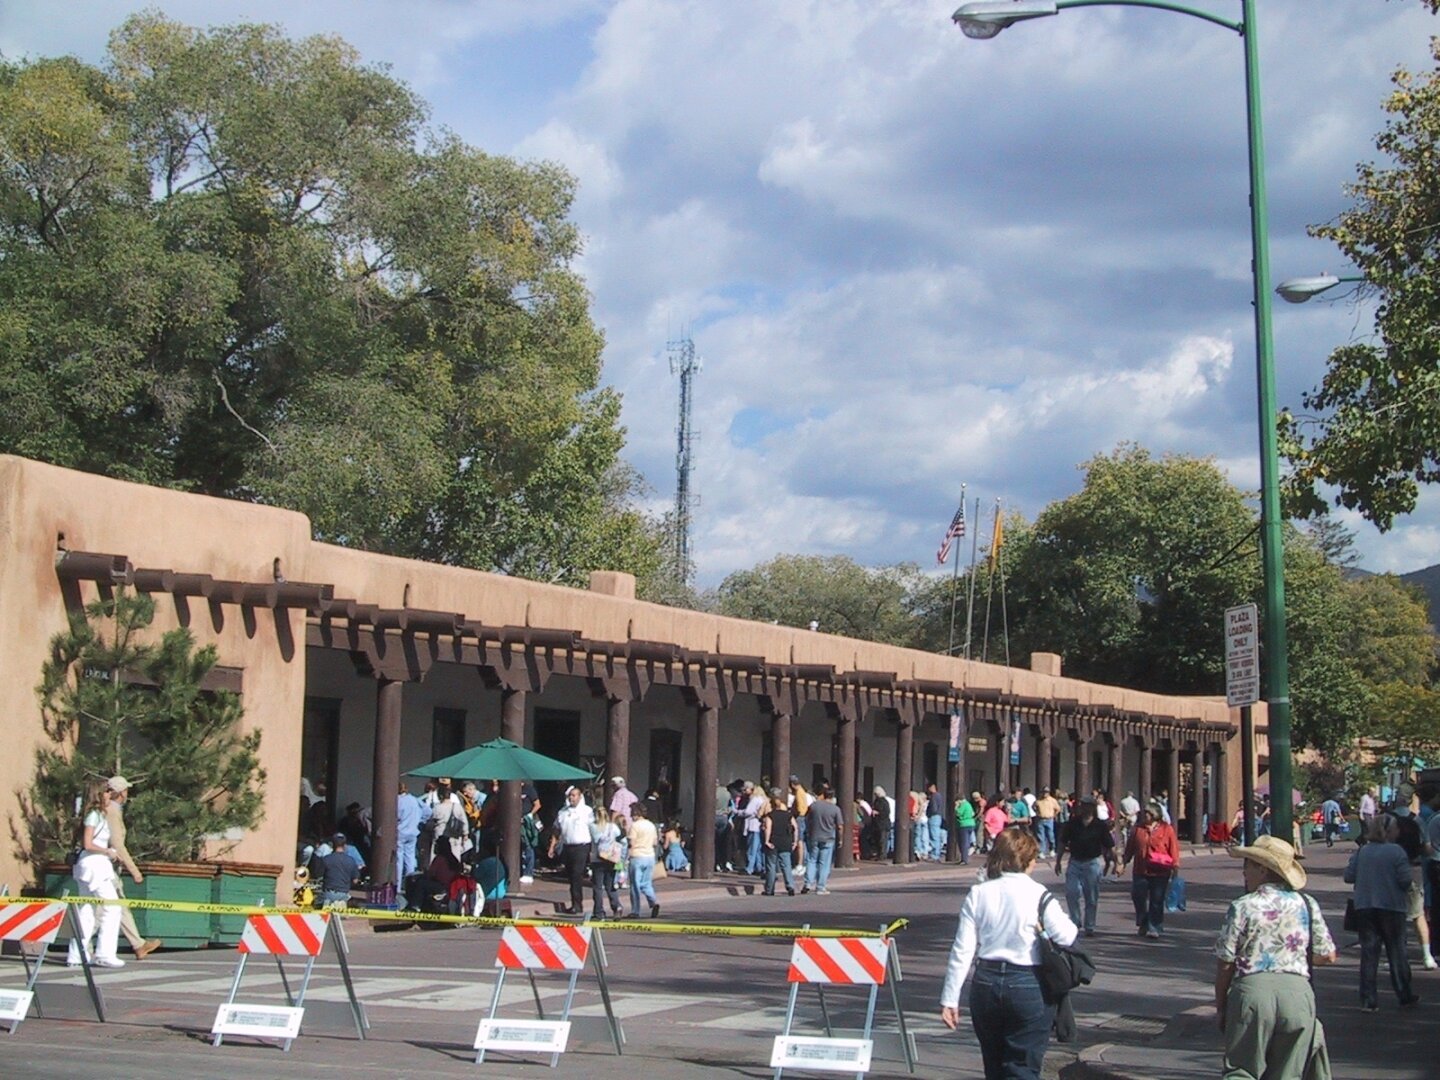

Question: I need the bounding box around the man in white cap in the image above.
[105,776,162,960]
[609,776,639,830]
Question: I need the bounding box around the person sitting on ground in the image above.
[318,833,359,908]
[662,820,690,873]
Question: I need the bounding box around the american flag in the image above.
[936,501,966,565]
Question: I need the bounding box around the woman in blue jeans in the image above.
[940,827,1079,1079]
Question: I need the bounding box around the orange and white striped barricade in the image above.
[211,911,366,1052]
[475,923,623,1067]
[771,930,914,1078]
[0,897,105,1031]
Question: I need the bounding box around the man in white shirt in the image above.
[550,786,595,914]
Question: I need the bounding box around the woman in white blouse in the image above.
[940,827,1077,1080]
[67,780,125,967]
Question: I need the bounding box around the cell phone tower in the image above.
[667,334,701,583]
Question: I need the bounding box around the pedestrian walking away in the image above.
[1344,814,1418,1011]
[940,827,1079,1080]
[626,802,661,918]
[588,807,624,919]
[1215,836,1337,1080]
[102,776,162,959]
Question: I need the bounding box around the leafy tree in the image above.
[0,14,663,588]
[26,590,266,867]
[1005,446,1259,694]
[715,555,927,645]
[1366,681,1440,782]
[1281,10,1440,527]
[1341,573,1435,686]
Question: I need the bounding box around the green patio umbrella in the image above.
[407,737,594,783]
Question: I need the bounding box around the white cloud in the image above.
[8,0,1440,585]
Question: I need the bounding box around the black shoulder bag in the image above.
[1034,892,1097,1004]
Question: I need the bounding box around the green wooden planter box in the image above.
[45,861,216,950]
[210,862,283,945]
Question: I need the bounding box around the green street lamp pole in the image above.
[953,0,1294,844]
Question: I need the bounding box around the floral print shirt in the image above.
[1215,883,1336,978]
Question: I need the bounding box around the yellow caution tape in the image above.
[0,895,907,940]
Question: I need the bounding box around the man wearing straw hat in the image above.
[1214,836,1337,1080]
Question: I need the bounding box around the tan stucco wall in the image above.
[0,457,311,896]
[0,455,1254,892]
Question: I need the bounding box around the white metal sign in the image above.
[210,1003,305,1042]
[0,989,34,1029]
[474,1018,571,1055]
[1225,603,1260,707]
[771,1036,874,1074]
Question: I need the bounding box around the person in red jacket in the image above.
[1121,802,1180,939]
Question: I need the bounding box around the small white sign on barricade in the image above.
[771,1036,873,1074]
[474,1018,571,1056]
[211,1003,305,1042]
[0,989,35,1031]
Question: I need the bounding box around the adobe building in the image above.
[0,455,1266,897]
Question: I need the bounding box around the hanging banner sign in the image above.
[1009,717,1022,767]
[948,712,962,764]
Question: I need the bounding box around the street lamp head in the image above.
[1275,274,1340,303]
[953,1,1059,39]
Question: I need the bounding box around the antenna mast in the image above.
[668,334,701,582]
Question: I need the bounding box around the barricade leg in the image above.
[552,970,580,1068]
[330,916,368,1037]
[591,931,625,1053]
[213,954,248,1046]
[773,981,801,1080]
[276,956,295,1006]
[477,967,507,1063]
[65,905,105,1023]
[886,942,916,1073]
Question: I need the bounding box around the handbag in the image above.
[1165,874,1187,912]
[1034,892,1097,1004]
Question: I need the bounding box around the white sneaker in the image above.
[1424,953,1437,970]
[93,957,125,968]
[519,876,534,884]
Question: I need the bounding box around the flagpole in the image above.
[997,503,1011,668]
[963,497,980,660]
[946,484,966,655]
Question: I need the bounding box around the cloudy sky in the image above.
[5,1,1437,584]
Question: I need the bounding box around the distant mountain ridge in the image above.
[1400,563,1440,623]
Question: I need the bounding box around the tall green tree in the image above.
[1281,6,1440,527]
[1005,446,1259,695]
[714,554,927,645]
[0,14,664,588]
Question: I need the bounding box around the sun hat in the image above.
[611,776,625,785]
[106,776,131,793]
[1228,835,1307,889]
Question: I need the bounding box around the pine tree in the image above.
[27,589,266,868]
